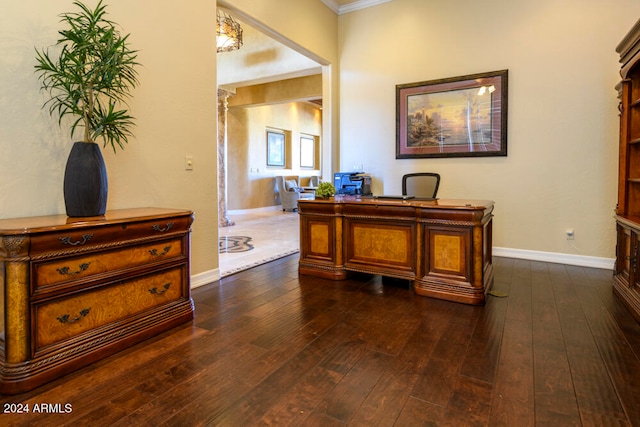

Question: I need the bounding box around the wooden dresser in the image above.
[614,19,640,324]
[298,197,494,305]
[0,207,194,394]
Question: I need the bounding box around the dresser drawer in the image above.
[33,266,186,353]
[32,238,185,293]
[0,208,195,394]
[29,215,192,256]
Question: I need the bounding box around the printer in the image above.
[334,172,372,196]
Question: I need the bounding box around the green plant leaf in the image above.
[315,182,336,198]
[34,0,139,151]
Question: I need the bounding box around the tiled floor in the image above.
[218,208,300,277]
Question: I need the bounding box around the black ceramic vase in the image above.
[63,142,108,217]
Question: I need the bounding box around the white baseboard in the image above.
[494,247,615,270]
[228,206,281,216]
[191,268,220,289]
[190,247,614,290]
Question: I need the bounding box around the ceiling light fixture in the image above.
[216,9,243,53]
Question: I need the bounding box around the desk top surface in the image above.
[300,195,494,210]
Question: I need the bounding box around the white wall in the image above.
[0,1,219,275]
[339,0,640,263]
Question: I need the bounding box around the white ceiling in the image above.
[321,0,392,15]
[217,20,321,89]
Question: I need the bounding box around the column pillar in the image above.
[217,89,235,227]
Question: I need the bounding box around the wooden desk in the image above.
[298,196,494,305]
[0,208,194,394]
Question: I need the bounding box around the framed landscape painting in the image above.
[396,70,508,159]
[266,130,285,167]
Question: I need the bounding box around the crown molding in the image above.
[340,0,392,14]
[321,0,392,15]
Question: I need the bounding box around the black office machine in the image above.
[334,172,372,195]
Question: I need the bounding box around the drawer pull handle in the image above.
[149,283,171,295]
[57,262,91,276]
[57,308,91,324]
[149,246,171,256]
[59,234,93,246]
[152,222,174,232]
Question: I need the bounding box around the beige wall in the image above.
[5,0,628,274]
[0,1,219,275]
[227,102,322,210]
[339,0,640,262]
[220,0,337,64]
[0,1,338,280]
[217,18,321,88]
[228,75,323,108]
[221,0,340,182]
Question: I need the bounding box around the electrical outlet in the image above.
[565,229,575,240]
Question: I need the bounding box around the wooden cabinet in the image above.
[615,19,640,323]
[298,197,494,305]
[0,208,194,394]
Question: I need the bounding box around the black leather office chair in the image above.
[402,173,441,198]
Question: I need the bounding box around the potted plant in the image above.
[315,181,336,199]
[35,0,139,217]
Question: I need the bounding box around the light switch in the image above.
[185,156,193,170]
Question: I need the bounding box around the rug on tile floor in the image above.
[220,248,299,278]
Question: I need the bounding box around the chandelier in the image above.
[216,9,243,53]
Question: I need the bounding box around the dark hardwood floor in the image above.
[2,255,640,426]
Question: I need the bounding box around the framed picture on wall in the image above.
[300,135,315,168]
[396,69,508,159]
[266,130,285,167]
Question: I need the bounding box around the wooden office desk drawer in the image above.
[343,202,415,219]
[344,218,417,279]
